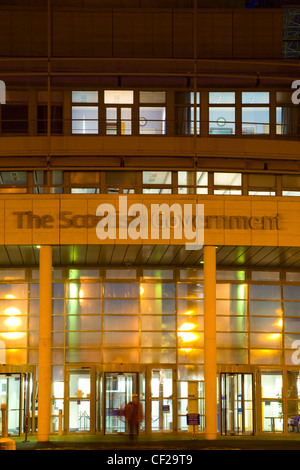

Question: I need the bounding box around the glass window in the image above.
[103,283,139,298]
[140,299,176,315]
[139,107,166,135]
[249,285,281,300]
[285,286,300,301]
[72,91,98,103]
[72,106,98,134]
[216,300,246,316]
[140,283,175,298]
[250,301,282,316]
[209,92,235,104]
[140,92,166,103]
[103,299,139,315]
[250,317,283,333]
[286,272,300,283]
[214,172,242,186]
[104,90,134,104]
[242,107,269,135]
[175,92,200,136]
[103,315,139,331]
[209,107,235,135]
[242,92,269,104]
[142,171,171,185]
[276,107,300,136]
[216,284,247,300]
[177,283,204,299]
[251,271,280,282]
[248,174,276,188]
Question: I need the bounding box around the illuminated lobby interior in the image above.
[0,0,300,441]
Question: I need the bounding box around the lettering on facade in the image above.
[204,215,281,230]
[12,210,281,232]
[291,80,300,105]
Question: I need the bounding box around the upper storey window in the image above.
[139,92,166,135]
[104,90,134,135]
[72,91,98,134]
[242,92,270,135]
[276,91,300,137]
[175,92,200,135]
[209,92,235,135]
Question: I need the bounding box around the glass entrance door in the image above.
[68,369,91,433]
[105,372,138,434]
[220,373,254,435]
[0,373,20,436]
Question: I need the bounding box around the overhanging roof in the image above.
[0,244,300,269]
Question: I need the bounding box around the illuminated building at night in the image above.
[0,0,300,440]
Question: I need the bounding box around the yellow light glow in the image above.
[140,286,144,295]
[4,317,21,328]
[4,307,21,316]
[275,319,283,329]
[178,322,195,332]
[183,310,194,316]
[1,332,25,340]
[267,333,281,340]
[178,332,199,342]
[5,295,15,299]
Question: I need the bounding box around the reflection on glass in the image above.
[72,106,98,134]
[209,107,235,134]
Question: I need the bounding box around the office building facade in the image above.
[0,0,300,440]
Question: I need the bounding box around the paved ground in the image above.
[10,434,300,451]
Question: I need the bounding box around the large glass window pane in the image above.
[66,315,101,331]
[66,299,101,315]
[242,108,269,134]
[104,90,134,104]
[140,92,166,103]
[249,285,281,300]
[216,300,246,316]
[209,107,235,134]
[242,92,269,104]
[103,332,139,347]
[103,299,139,315]
[209,92,235,104]
[276,107,300,136]
[103,283,139,298]
[139,107,166,135]
[140,299,175,315]
[216,284,247,299]
[103,316,139,331]
[177,283,204,299]
[250,317,283,332]
[140,283,175,298]
[142,171,171,185]
[141,316,176,331]
[285,286,300,301]
[72,91,98,103]
[141,332,176,347]
[214,172,242,186]
[67,283,101,298]
[72,106,98,134]
[250,301,282,316]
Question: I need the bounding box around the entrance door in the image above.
[220,373,254,435]
[0,373,20,435]
[105,372,138,434]
[0,371,33,436]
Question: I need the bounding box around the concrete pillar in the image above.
[38,245,52,442]
[204,245,217,440]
